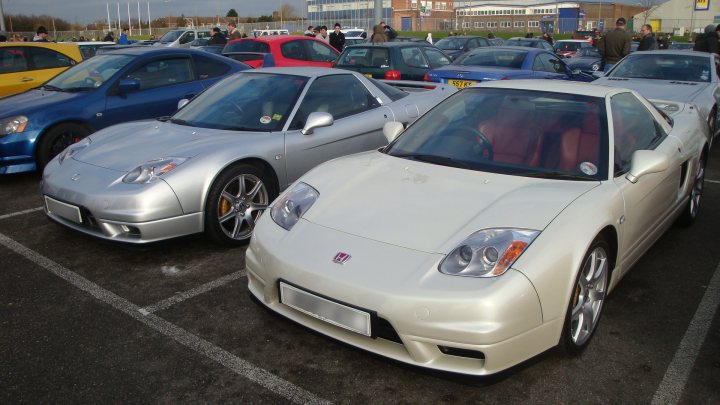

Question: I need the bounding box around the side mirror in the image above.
[383,121,404,143]
[302,112,334,135]
[570,68,581,75]
[117,78,140,95]
[625,150,670,183]
[177,98,190,109]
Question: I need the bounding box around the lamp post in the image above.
[0,0,7,32]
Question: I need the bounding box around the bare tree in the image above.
[279,4,297,20]
[637,0,663,24]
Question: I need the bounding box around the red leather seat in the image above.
[557,109,600,172]
[478,99,542,166]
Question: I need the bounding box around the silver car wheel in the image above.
[689,156,705,219]
[216,173,269,241]
[569,246,608,347]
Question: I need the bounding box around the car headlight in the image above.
[270,182,319,230]
[591,63,600,71]
[57,137,91,165]
[0,116,28,136]
[439,228,540,278]
[122,157,188,184]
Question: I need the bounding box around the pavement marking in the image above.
[651,261,720,405]
[139,270,247,315]
[0,232,330,405]
[0,206,44,220]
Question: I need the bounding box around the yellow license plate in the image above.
[449,79,477,88]
[364,73,373,78]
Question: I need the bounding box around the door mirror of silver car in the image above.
[117,78,141,95]
[383,121,404,143]
[177,98,190,109]
[626,150,670,183]
[302,112,334,135]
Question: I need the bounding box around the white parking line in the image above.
[139,270,246,315]
[0,232,330,405]
[0,206,43,220]
[651,261,720,405]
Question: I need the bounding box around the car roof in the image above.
[474,45,543,53]
[556,39,591,42]
[479,79,626,98]
[232,35,313,43]
[0,42,79,49]
[63,41,116,46]
[102,46,230,57]
[244,66,362,78]
[346,41,434,48]
[438,35,487,40]
[624,49,710,57]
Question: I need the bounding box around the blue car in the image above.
[565,47,603,75]
[426,46,593,88]
[0,47,250,174]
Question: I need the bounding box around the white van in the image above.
[156,29,211,48]
[251,29,290,37]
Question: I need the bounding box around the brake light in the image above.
[501,77,509,80]
[423,73,430,82]
[384,70,401,80]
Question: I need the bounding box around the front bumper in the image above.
[0,129,43,174]
[246,217,559,376]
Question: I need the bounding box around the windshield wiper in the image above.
[169,118,192,126]
[394,153,472,169]
[61,87,93,92]
[40,84,63,92]
[518,171,596,181]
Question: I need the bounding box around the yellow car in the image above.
[0,43,83,97]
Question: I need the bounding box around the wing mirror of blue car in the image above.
[571,68,582,75]
[626,150,670,184]
[302,112,334,135]
[383,121,404,143]
[118,78,141,95]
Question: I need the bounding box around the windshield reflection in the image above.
[45,54,134,91]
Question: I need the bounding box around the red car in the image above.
[223,35,339,68]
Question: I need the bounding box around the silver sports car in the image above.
[41,67,456,245]
[593,50,720,144]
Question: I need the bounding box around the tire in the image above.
[708,107,718,149]
[204,163,277,246]
[559,235,610,356]
[677,153,706,227]
[37,123,91,171]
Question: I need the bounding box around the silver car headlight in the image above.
[57,137,91,165]
[270,182,319,230]
[0,115,28,136]
[122,157,188,184]
[439,229,540,278]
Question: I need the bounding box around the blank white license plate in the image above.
[44,196,82,224]
[279,281,372,336]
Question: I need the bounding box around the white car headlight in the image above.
[57,137,91,165]
[439,229,540,278]
[270,182,319,230]
[122,157,188,184]
[0,116,28,136]
[591,63,600,71]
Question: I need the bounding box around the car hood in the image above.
[75,121,264,171]
[594,78,708,102]
[300,152,599,254]
[0,88,86,117]
[566,57,600,66]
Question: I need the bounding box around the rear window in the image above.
[223,40,270,54]
[336,47,390,68]
[368,78,408,101]
[459,49,527,68]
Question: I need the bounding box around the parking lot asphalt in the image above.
[1,152,719,403]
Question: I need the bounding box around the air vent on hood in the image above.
[668,81,698,85]
[607,78,628,81]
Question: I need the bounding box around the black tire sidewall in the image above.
[38,123,90,170]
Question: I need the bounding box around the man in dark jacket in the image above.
[329,23,345,52]
[597,17,632,72]
[637,24,658,51]
[208,27,227,45]
[693,24,719,54]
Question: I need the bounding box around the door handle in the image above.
[21,77,34,82]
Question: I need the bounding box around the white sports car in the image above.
[245,80,709,375]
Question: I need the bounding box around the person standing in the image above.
[316,26,329,43]
[597,17,632,72]
[207,27,227,45]
[657,33,670,49]
[227,22,242,40]
[33,26,49,42]
[371,24,387,43]
[542,31,553,45]
[117,27,130,45]
[103,31,115,42]
[329,23,345,51]
[304,26,315,37]
[380,21,397,41]
[693,24,719,53]
[637,24,658,51]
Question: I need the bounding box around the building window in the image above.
[500,21,511,28]
[462,21,471,29]
[528,21,540,28]
[411,1,417,8]
[487,21,497,28]
[514,21,525,28]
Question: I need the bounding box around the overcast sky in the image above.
[3,0,309,24]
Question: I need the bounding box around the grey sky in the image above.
[3,0,309,24]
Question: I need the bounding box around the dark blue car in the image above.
[0,47,250,174]
[426,46,593,88]
[565,47,603,75]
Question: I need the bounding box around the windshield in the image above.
[554,42,585,52]
[159,30,184,43]
[384,88,608,180]
[170,73,308,132]
[609,53,711,82]
[574,47,600,57]
[457,49,527,68]
[44,54,134,91]
[435,37,467,50]
[223,40,270,53]
[504,39,537,47]
[336,47,390,67]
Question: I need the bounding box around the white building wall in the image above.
[632,0,720,35]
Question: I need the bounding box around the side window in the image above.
[400,46,429,68]
[611,92,667,175]
[31,47,73,70]
[466,39,479,50]
[307,41,338,62]
[281,40,308,60]
[192,54,230,79]
[534,53,564,73]
[478,38,491,47]
[124,58,194,90]
[290,75,379,129]
[423,48,451,69]
[179,32,195,44]
[0,47,29,73]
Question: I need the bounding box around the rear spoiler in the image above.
[378,79,455,93]
[222,52,276,68]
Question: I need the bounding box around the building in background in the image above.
[631,0,719,36]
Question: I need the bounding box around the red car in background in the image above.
[223,35,339,68]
